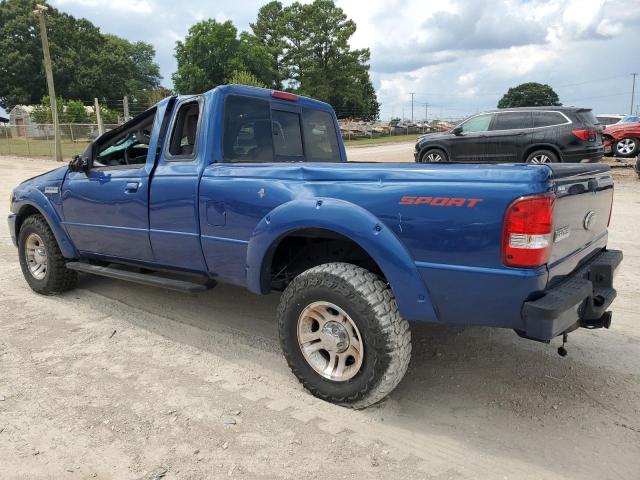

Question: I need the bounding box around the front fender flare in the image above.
[246,198,437,322]
[13,192,77,259]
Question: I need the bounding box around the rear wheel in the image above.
[614,138,639,158]
[18,215,77,295]
[277,263,411,409]
[420,148,448,163]
[525,149,559,164]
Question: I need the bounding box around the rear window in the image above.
[574,110,598,127]
[272,110,304,158]
[223,94,341,163]
[533,111,567,127]
[491,111,533,130]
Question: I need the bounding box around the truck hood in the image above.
[18,165,69,187]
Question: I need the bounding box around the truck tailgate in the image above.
[547,163,614,285]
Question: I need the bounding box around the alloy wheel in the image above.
[25,233,47,280]
[296,301,364,382]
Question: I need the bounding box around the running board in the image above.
[66,262,209,293]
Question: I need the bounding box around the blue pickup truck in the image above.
[8,85,622,408]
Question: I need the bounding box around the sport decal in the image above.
[399,196,483,207]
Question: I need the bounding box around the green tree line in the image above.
[1,0,379,120]
[173,0,379,119]
[0,0,161,109]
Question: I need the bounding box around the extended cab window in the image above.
[459,114,493,133]
[168,101,200,158]
[93,108,155,168]
[491,111,532,130]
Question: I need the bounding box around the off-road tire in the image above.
[18,214,77,295]
[525,149,559,163]
[277,262,411,409]
[420,148,448,163]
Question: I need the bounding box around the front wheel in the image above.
[18,215,77,295]
[277,263,411,409]
[420,148,448,163]
[614,138,639,158]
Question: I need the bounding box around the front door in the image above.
[448,113,493,162]
[61,110,157,262]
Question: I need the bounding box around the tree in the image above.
[30,96,90,124]
[250,0,379,119]
[497,82,561,108]
[0,0,161,109]
[172,20,275,94]
[227,70,267,88]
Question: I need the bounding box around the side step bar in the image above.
[66,262,209,293]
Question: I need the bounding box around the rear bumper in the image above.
[520,249,622,341]
[7,213,17,247]
[562,147,604,163]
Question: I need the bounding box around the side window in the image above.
[533,112,567,128]
[168,101,200,159]
[272,110,303,158]
[491,112,532,130]
[460,114,493,133]
[93,108,155,168]
[302,109,340,162]
[224,95,273,163]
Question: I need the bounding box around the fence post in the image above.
[69,123,75,143]
[95,98,104,135]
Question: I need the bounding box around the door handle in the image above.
[124,182,140,193]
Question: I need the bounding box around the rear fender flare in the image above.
[246,198,438,322]
[13,192,77,259]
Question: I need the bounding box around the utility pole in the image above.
[631,73,637,115]
[33,4,62,162]
[94,98,104,135]
[409,93,415,123]
[123,95,130,122]
[424,103,429,122]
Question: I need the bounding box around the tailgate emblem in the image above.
[583,211,597,230]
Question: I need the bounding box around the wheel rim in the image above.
[25,233,47,280]
[425,152,442,162]
[617,139,635,155]
[529,153,551,164]
[297,301,364,382]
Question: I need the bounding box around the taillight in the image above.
[502,194,555,268]
[572,129,595,141]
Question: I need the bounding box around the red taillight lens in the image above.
[272,90,299,101]
[502,194,555,268]
[572,129,595,141]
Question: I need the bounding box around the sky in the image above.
[3,0,640,120]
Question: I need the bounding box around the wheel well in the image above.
[522,144,562,162]
[15,205,42,237]
[266,228,385,291]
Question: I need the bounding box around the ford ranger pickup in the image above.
[8,85,622,408]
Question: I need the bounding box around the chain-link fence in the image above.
[0,123,119,158]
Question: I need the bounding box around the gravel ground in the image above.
[0,151,639,480]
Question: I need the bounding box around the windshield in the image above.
[619,115,640,123]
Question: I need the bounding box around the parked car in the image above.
[602,121,640,157]
[415,107,604,164]
[596,114,625,125]
[8,85,621,408]
[617,114,640,124]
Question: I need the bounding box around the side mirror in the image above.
[68,155,89,173]
[452,126,463,136]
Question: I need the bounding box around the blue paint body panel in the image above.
[7,85,617,337]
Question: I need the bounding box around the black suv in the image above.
[414,107,604,164]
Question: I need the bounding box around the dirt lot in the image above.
[1,149,639,480]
